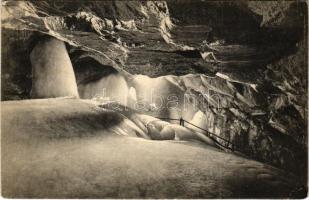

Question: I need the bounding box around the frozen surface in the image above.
[1,98,301,198]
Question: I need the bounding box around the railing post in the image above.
[180,117,184,126]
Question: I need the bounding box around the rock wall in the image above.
[1,29,33,100]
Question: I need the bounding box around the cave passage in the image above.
[1,0,307,198]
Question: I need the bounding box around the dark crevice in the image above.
[174,50,202,58]
[72,57,118,85]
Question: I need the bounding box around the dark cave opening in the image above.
[72,56,119,85]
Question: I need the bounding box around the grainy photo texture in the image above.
[1,0,308,198]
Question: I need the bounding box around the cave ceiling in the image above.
[2,0,306,81]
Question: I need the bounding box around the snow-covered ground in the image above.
[1,98,301,198]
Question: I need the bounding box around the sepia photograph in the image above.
[1,0,308,198]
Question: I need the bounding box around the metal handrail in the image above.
[156,117,236,151]
[184,120,229,143]
[155,118,179,121]
[184,120,234,150]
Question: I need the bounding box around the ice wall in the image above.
[78,73,129,106]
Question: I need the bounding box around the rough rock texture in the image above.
[1,29,33,100]
[30,37,79,98]
[1,0,307,182]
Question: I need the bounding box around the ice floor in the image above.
[1,98,302,198]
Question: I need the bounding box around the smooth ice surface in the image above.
[1,98,300,198]
[30,38,79,98]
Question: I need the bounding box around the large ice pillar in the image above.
[30,37,79,98]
